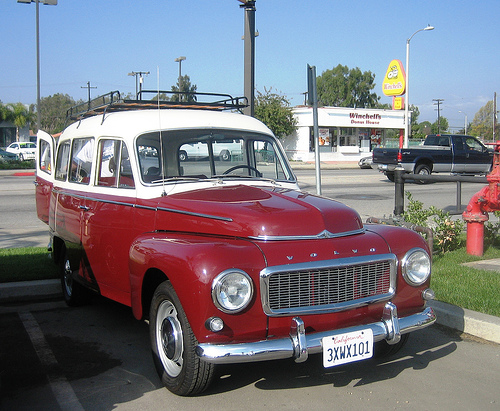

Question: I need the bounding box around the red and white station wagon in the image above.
[35,91,436,396]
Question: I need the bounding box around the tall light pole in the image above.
[404,24,434,148]
[175,56,186,100]
[459,111,468,134]
[18,0,58,132]
[239,0,256,117]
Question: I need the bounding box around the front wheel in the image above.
[150,281,214,396]
[374,333,409,358]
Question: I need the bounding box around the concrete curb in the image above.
[0,280,498,345]
[0,169,35,176]
[428,300,500,344]
[0,279,62,303]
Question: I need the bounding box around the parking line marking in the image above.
[19,311,84,411]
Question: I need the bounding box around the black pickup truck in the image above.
[372,134,493,181]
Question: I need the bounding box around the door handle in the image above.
[79,205,90,211]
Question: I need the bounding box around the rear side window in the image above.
[70,138,94,184]
[97,139,135,188]
[55,141,71,181]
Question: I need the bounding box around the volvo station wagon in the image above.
[35,91,436,396]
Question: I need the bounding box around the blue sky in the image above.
[1,0,499,129]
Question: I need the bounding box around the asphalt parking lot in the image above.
[1,297,499,410]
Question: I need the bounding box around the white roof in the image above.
[60,109,274,140]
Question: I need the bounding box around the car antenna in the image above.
[156,66,167,197]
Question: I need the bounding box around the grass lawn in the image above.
[0,247,57,283]
[431,245,500,317]
[1,245,499,317]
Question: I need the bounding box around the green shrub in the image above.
[403,192,464,254]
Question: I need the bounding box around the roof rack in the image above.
[66,90,248,122]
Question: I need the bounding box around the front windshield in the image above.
[136,129,295,184]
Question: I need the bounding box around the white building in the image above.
[282,106,405,162]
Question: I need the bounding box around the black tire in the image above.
[179,151,187,161]
[219,150,230,161]
[150,281,214,396]
[385,172,395,182]
[414,164,432,184]
[60,247,91,306]
[374,333,409,358]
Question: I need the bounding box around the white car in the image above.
[6,142,36,161]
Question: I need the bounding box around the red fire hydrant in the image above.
[462,142,500,256]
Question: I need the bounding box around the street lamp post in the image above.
[239,0,256,117]
[17,0,57,132]
[404,24,434,148]
[175,56,186,100]
[459,111,468,134]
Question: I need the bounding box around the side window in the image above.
[97,140,135,188]
[70,138,94,184]
[465,138,483,152]
[253,141,286,179]
[55,141,71,181]
[39,140,51,174]
[137,132,161,183]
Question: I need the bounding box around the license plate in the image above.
[322,329,374,368]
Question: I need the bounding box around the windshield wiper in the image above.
[150,176,206,184]
[210,175,281,185]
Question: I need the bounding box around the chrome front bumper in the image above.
[196,302,436,365]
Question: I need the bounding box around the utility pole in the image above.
[81,81,97,110]
[128,71,150,99]
[433,99,444,133]
[494,92,497,141]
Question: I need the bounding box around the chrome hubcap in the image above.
[156,300,183,377]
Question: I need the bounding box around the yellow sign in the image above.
[393,96,404,110]
[382,59,406,96]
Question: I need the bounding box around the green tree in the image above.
[431,117,449,134]
[469,100,497,140]
[5,103,34,140]
[170,75,197,102]
[414,121,432,140]
[316,64,380,108]
[254,88,297,139]
[39,93,81,134]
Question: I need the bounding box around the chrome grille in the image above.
[260,255,396,316]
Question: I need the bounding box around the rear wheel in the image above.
[150,281,214,396]
[60,247,91,306]
[414,164,432,184]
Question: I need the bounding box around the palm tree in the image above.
[6,103,34,141]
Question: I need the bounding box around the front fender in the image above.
[129,233,268,343]
[365,224,432,316]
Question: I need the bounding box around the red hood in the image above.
[152,185,363,239]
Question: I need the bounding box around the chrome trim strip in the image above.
[51,188,230,218]
[196,305,437,365]
[157,207,233,222]
[260,254,397,317]
[249,228,365,241]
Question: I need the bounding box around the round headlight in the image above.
[402,248,431,286]
[212,269,253,313]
